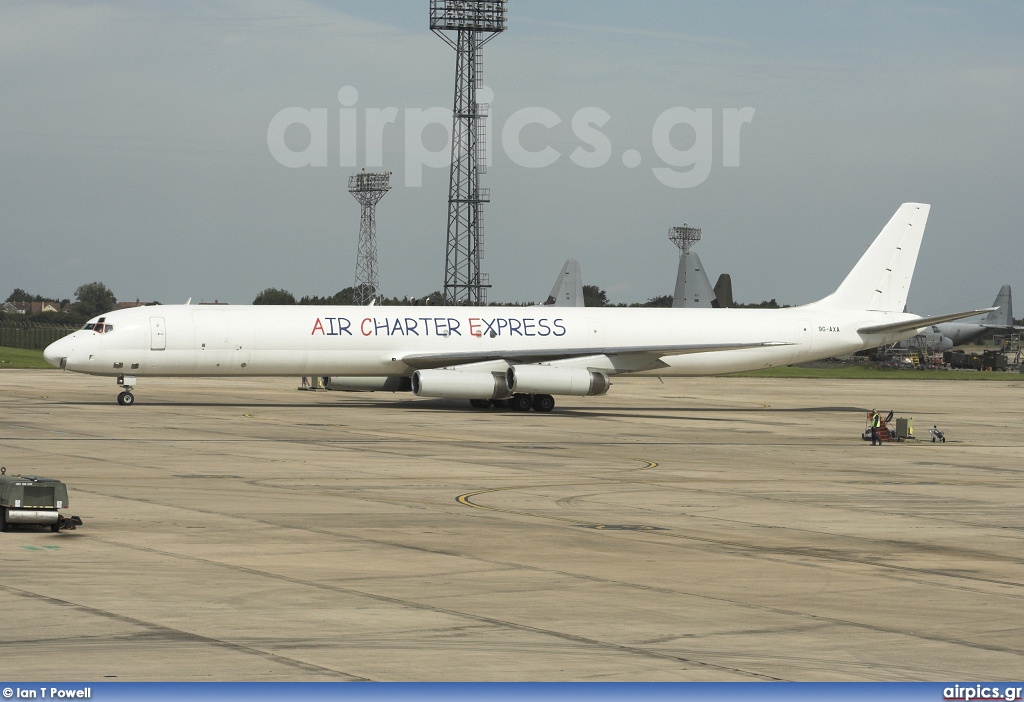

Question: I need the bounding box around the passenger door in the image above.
[150,317,166,351]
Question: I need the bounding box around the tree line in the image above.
[4,283,124,326]
[253,285,785,309]
[5,282,787,329]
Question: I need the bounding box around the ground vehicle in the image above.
[0,468,82,532]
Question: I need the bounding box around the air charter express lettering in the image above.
[310,316,567,338]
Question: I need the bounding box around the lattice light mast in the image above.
[348,170,392,306]
[430,0,507,304]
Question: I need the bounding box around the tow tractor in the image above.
[0,467,83,532]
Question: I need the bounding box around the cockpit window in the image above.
[83,318,113,334]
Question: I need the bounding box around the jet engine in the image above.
[324,376,412,392]
[411,369,511,400]
[506,365,610,396]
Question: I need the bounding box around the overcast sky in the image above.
[3,1,1022,315]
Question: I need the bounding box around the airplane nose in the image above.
[43,339,68,369]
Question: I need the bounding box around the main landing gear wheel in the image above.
[510,394,533,412]
[117,391,135,406]
[531,394,555,413]
[471,395,557,412]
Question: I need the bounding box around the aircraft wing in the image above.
[858,308,997,335]
[400,341,792,371]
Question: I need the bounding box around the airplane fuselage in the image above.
[46,303,916,379]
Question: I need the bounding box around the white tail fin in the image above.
[810,203,929,312]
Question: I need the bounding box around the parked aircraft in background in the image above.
[930,285,1014,346]
[44,204,992,412]
[671,247,732,309]
[895,285,1015,354]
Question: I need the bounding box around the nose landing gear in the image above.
[116,374,137,406]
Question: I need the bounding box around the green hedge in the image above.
[0,323,76,350]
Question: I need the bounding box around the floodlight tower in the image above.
[430,0,507,305]
[348,170,392,306]
[669,224,702,258]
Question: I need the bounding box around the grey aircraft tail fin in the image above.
[672,251,715,308]
[982,285,1012,327]
[712,274,733,308]
[541,259,584,307]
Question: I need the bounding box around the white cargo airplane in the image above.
[44,203,991,411]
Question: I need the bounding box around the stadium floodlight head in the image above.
[430,0,507,39]
[669,225,702,257]
[348,170,392,201]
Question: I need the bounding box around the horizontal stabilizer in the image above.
[858,308,997,335]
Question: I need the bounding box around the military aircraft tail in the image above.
[982,285,1012,327]
[712,274,733,308]
[541,259,584,307]
[672,251,715,308]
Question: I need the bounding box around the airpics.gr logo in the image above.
[268,86,755,189]
[943,685,1024,701]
